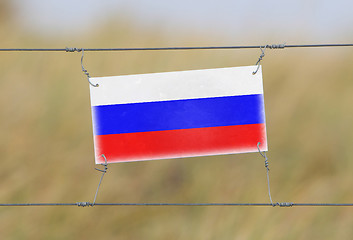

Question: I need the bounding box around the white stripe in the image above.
[90,65,263,106]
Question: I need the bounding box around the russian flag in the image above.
[90,66,267,164]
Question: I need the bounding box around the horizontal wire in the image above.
[0,203,77,206]
[1,202,353,207]
[0,44,353,52]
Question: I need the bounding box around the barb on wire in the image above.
[257,142,274,206]
[80,49,99,87]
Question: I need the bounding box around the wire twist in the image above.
[267,44,286,49]
[65,47,82,52]
[80,49,99,87]
[76,202,92,207]
[252,43,285,75]
[252,46,267,75]
[275,202,293,207]
[257,142,274,206]
[92,154,108,206]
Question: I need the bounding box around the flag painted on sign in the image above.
[89,66,267,164]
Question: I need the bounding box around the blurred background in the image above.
[1,0,353,239]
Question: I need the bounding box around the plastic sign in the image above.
[89,66,267,164]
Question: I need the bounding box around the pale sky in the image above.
[11,0,353,42]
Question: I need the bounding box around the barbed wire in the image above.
[0,43,352,52]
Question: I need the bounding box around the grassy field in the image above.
[1,15,353,239]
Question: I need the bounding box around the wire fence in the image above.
[1,42,353,207]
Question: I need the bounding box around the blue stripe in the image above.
[92,94,265,136]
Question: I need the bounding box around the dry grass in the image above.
[1,16,353,240]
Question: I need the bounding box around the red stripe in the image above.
[94,123,267,163]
